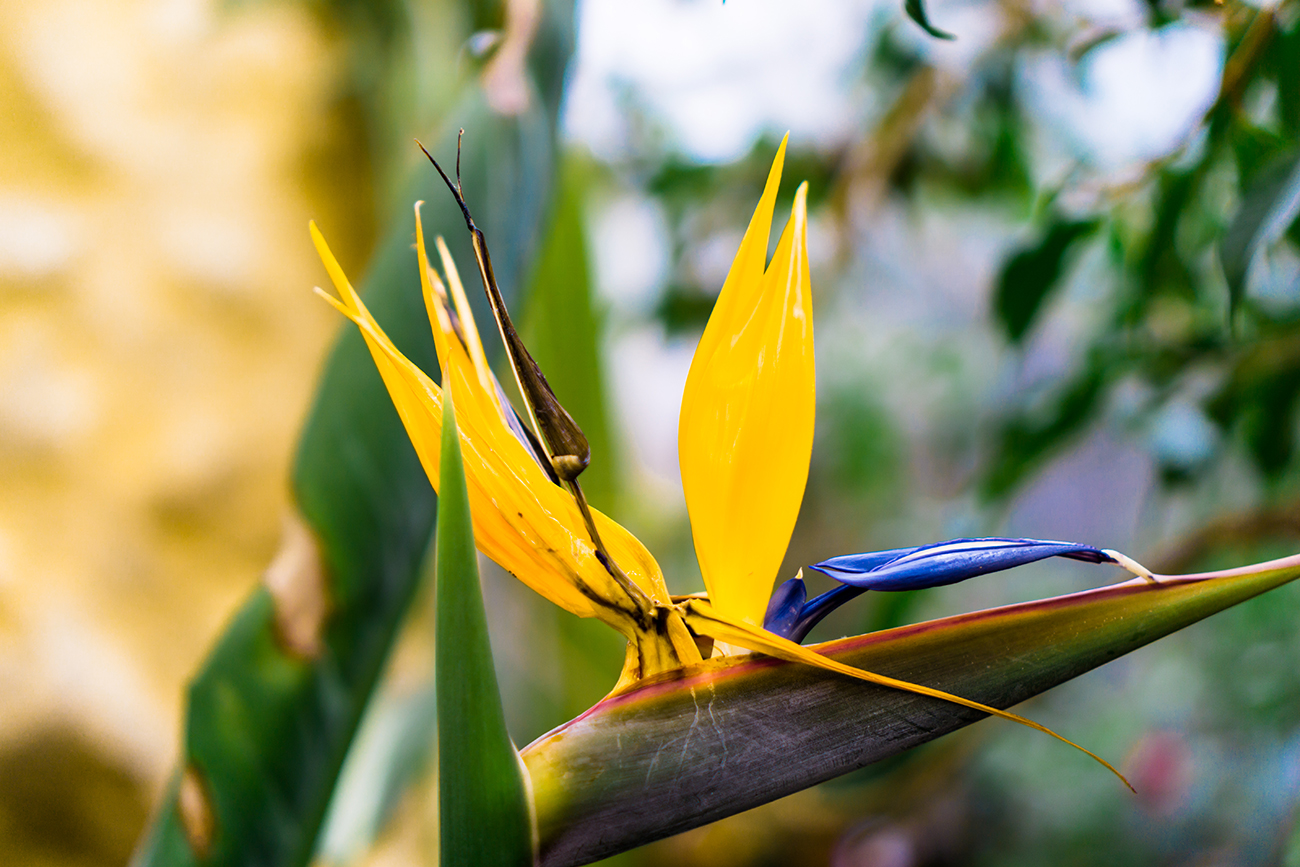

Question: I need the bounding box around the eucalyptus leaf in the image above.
[994,217,1099,344]
[904,0,955,40]
[1221,151,1300,317]
[979,358,1108,499]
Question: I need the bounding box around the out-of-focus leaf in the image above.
[655,285,719,335]
[524,554,1300,867]
[1212,8,1278,127]
[316,688,437,866]
[1284,805,1300,867]
[1273,20,1300,138]
[1207,333,1300,477]
[650,137,835,212]
[522,156,616,511]
[994,216,1099,343]
[1221,151,1300,317]
[909,65,1031,202]
[1230,122,1291,189]
[130,0,575,855]
[904,0,955,40]
[979,359,1108,499]
[436,391,534,867]
[1135,167,1201,316]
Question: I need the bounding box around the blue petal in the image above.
[765,537,1117,643]
[810,537,1113,590]
[763,577,807,638]
[804,545,924,575]
[775,582,864,642]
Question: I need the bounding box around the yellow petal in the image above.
[434,233,500,409]
[679,599,1133,790]
[311,218,673,639]
[678,136,816,626]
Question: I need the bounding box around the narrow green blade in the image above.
[436,389,535,867]
[523,554,1300,866]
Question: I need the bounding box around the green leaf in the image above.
[904,0,955,40]
[979,357,1109,499]
[523,554,1300,866]
[1134,166,1201,318]
[1206,334,1300,478]
[1272,20,1300,138]
[1221,151,1300,318]
[436,389,535,867]
[316,687,437,866]
[522,156,617,512]
[130,13,575,859]
[994,217,1099,343]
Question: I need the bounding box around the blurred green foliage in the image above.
[978,8,1300,496]
[580,2,1300,864]
[523,156,618,512]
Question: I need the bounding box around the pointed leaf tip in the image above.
[527,554,1300,866]
[904,0,956,39]
[436,388,536,867]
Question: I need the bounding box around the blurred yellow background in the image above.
[0,1,362,860]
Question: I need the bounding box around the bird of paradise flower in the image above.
[311,134,1161,786]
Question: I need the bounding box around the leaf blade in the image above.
[1221,150,1300,317]
[130,80,572,867]
[437,388,535,867]
[994,216,1099,344]
[904,0,955,40]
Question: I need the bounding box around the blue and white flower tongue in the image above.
[764,537,1157,642]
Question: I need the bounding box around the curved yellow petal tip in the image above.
[678,142,814,627]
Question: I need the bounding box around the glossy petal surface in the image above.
[811,537,1112,590]
[774,538,1119,641]
[678,136,815,626]
[762,575,807,638]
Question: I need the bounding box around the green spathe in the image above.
[523,553,1300,867]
